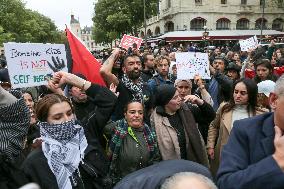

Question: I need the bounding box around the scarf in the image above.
[39,119,88,189]
[0,95,30,160]
[108,119,158,182]
[121,74,144,102]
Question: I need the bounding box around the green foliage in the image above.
[93,0,158,43]
[0,0,64,45]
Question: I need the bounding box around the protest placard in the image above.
[4,43,68,88]
[176,52,210,79]
[119,34,143,50]
[239,36,258,51]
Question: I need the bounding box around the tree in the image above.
[92,0,158,44]
[0,0,64,45]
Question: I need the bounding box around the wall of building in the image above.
[142,0,284,37]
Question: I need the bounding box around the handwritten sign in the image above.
[119,34,143,50]
[4,43,68,88]
[239,36,258,51]
[176,52,210,80]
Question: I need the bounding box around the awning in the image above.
[157,30,284,42]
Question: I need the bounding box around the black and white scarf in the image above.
[121,74,144,102]
[39,119,88,189]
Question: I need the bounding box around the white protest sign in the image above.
[239,36,258,51]
[176,52,210,79]
[4,43,68,88]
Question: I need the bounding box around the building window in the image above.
[236,18,249,30]
[216,18,230,30]
[278,0,283,8]
[221,0,227,4]
[195,0,202,5]
[167,0,171,8]
[272,18,283,31]
[241,0,247,5]
[190,17,207,31]
[255,18,267,29]
[165,21,174,32]
[155,26,161,35]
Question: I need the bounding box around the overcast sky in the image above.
[24,0,96,30]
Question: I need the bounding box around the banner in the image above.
[66,28,106,86]
[119,34,143,50]
[176,52,210,80]
[4,43,68,88]
[239,36,258,51]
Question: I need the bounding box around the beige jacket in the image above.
[207,103,267,175]
[151,104,209,167]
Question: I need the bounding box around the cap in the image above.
[257,80,276,97]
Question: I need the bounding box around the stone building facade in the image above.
[70,14,96,51]
[141,0,284,38]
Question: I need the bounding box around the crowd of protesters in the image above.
[1,38,284,189]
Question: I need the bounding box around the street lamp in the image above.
[260,0,265,44]
[202,25,209,48]
[143,0,147,47]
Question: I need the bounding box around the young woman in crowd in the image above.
[22,71,117,189]
[105,101,160,185]
[150,84,215,168]
[207,78,267,176]
[253,59,278,83]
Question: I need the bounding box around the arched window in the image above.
[165,21,174,32]
[167,0,171,8]
[155,26,161,35]
[140,31,145,38]
[190,17,207,31]
[272,18,283,31]
[147,29,152,37]
[195,0,202,5]
[255,18,267,29]
[216,18,230,30]
[236,18,249,30]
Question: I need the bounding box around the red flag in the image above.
[65,28,106,86]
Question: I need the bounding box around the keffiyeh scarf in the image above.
[39,119,88,189]
[121,74,144,102]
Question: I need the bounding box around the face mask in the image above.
[39,119,82,144]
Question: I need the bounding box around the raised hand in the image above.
[47,56,66,72]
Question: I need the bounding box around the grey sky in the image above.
[24,0,95,30]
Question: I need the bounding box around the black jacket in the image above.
[22,84,117,189]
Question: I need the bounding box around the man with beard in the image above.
[100,49,154,122]
[141,53,155,82]
[147,55,175,93]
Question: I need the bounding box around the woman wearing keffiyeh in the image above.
[22,71,117,189]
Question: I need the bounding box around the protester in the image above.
[207,78,267,176]
[151,84,212,167]
[141,53,155,82]
[217,75,284,189]
[254,59,278,83]
[147,55,175,93]
[0,86,30,188]
[174,79,214,142]
[161,172,217,189]
[100,49,154,123]
[257,80,276,111]
[22,71,117,189]
[105,101,160,185]
[225,62,241,81]
[208,56,233,111]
